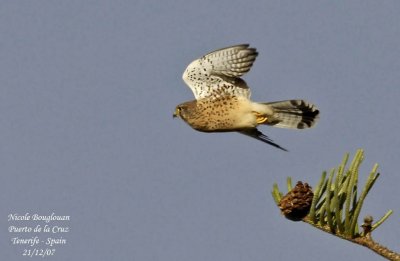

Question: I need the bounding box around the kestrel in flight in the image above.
[173,44,319,151]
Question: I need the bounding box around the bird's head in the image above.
[173,101,196,120]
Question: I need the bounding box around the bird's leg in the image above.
[253,111,268,124]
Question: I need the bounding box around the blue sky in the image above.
[1,1,399,260]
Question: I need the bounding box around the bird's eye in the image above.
[173,107,182,118]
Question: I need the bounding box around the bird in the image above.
[173,44,319,151]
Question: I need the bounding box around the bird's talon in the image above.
[253,112,268,124]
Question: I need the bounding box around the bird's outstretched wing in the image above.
[239,129,288,151]
[182,44,258,100]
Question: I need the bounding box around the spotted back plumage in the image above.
[182,44,258,100]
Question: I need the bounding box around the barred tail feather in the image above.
[264,100,319,129]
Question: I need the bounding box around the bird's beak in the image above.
[173,108,179,118]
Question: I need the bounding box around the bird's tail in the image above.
[263,100,319,129]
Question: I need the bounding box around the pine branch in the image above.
[271,149,399,260]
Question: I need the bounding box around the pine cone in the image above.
[278,181,314,221]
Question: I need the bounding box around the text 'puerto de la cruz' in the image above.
[8,212,70,258]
